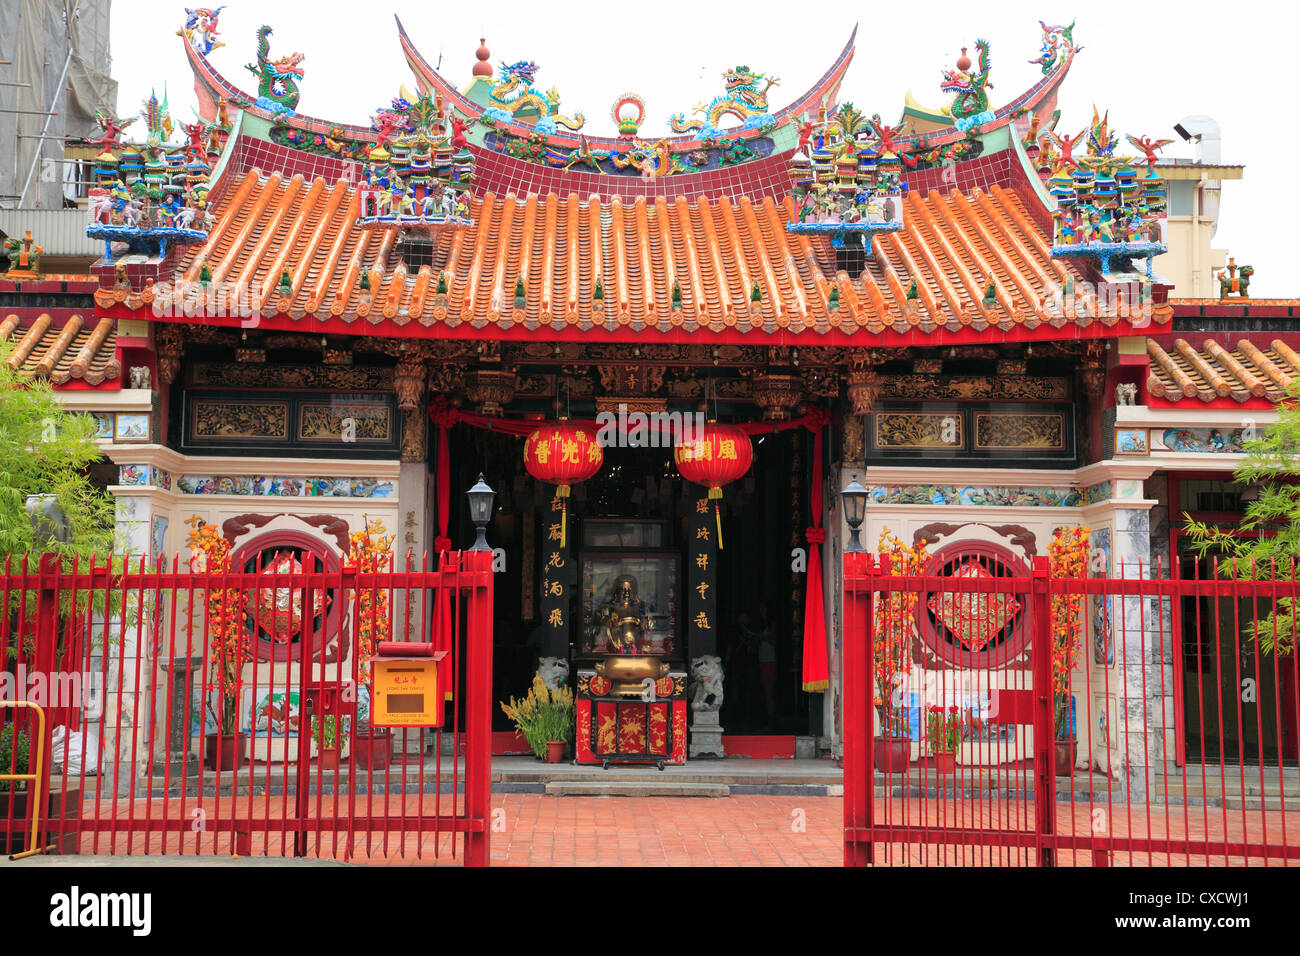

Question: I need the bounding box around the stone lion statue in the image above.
[1114,382,1137,406]
[689,655,724,712]
[537,656,570,693]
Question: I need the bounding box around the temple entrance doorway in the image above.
[445,424,814,743]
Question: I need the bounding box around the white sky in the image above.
[110,0,1298,295]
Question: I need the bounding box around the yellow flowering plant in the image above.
[500,675,575,759]
[874,527,929,736]
[349,516,393,685]
[187,520,250,736]
[1048,525,1091,740]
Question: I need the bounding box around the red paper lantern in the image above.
[673,422,753,549]
[523,420,604,547]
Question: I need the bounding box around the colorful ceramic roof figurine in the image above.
[244,24,304,115]
[669,64,780,137]
[786,102,905,248]
[1048,106,1168,276]
[84,89,214,260]
[482,59,584,134]
[1029,20,1078,75]
[179,6,226,56]
[356,91,476,232]
[941,41,994,132]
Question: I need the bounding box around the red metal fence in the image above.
[1,550,494,864]
[843,552,1300,866]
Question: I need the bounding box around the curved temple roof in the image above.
[1147,338,1300,404]
[397,18,859,150]
[1,313,121,385]
[184,21,1076,204]
[97,167,1167,343]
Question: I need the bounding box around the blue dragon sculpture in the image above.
[669,65,779,137]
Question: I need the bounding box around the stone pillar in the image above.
[100,492,156,796]
[1110,504,1170,803]
[396,406,430,756]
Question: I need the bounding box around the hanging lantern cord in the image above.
[709,486,724,550]
[557,484,571,548]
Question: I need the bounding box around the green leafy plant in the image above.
[500,675,574,759]
[1185,379,1300,656]
[0,342,114,559]
[0,724,31,790]
[1,340,124,660]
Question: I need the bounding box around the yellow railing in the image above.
[1,701,55,860]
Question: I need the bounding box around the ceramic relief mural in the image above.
[175,475,395,498]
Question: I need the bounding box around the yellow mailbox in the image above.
[370,643,448,728]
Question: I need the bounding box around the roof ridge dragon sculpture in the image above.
[1029,20,1079,74]
[941,39,993,131]
[669,65,779,137]
[246,24,304,114]
[484,60,585,133]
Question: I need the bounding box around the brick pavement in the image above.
[28,791,1300,865]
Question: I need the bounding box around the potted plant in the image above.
[312,715,346,772]
[500,675,574,763]
[871,529,930,774]
[925,705,963,774]
[350,517,393,770]
[188,521,250,771]
[1049,526,1090,776]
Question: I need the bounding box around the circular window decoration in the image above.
[230,531,344,663]
[916,541,1030,669]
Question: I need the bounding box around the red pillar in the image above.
[843,551,874,867]
[463,549,494,867]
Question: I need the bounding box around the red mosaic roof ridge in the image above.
[98,168,1169,340]
[1,313,121,386]
[1147,337,1298,404]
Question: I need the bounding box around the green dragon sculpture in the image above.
[245,25,304,113]
[941,40,992,129]
[484,60,584,133]
[669,65,779,136]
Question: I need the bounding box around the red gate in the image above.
[844,551,1300,866]
[1,550,494,864]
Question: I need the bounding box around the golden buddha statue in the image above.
[601,574,646,653]
[594,573,668,695]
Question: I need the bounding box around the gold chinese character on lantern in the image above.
[561,440,580,464]
[534,442,550,465]
[719,439,737,460]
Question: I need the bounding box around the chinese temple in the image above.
[4,9,1295,774]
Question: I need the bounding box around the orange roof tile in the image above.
[2,313,121,385]
[99,169,1168,337]
[1147,338,1298,403]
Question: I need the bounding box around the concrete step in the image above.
[545,781,731,798]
